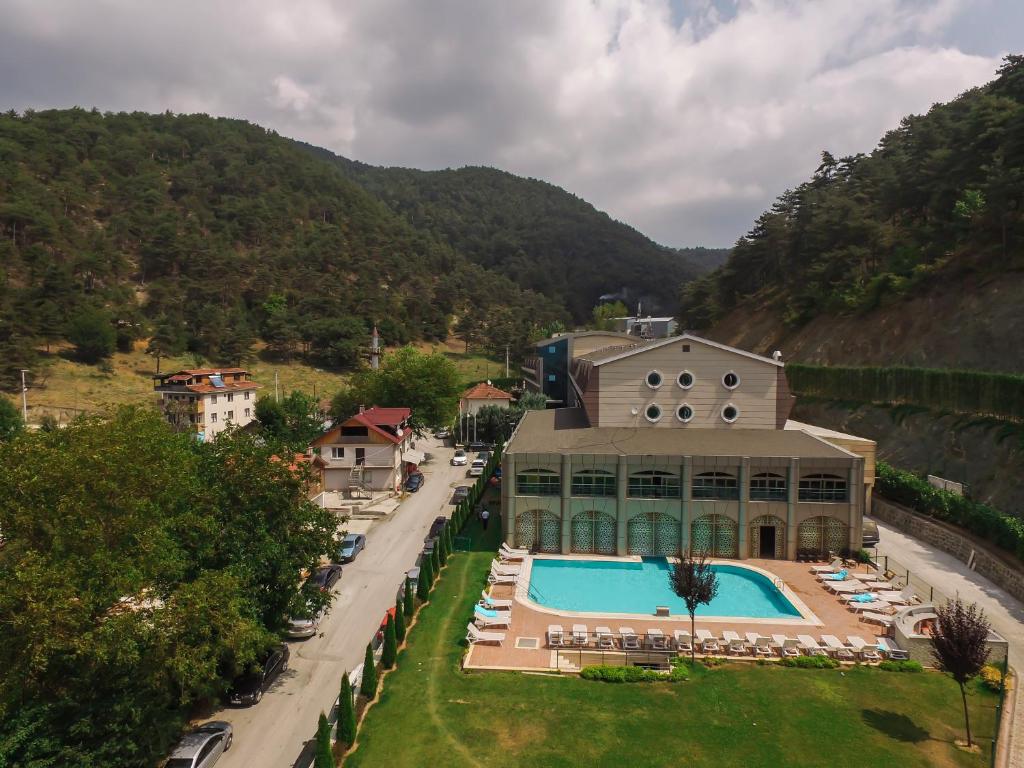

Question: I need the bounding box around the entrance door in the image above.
[355,448,365,465]
[759,525,776,558]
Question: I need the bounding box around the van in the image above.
[468,458,485,477]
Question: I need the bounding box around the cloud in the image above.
[0,0,1008,246]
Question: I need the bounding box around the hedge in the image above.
[878,660,923,673]
[876,461,1024,560]
[779,655,840,669]
[785,363,1024,422]
[580,664,690,683]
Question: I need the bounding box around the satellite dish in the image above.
[630,406,639,416]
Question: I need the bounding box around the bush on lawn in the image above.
[381,614,397,670]
[580,665,689,683]
[879,660,924,673]
[315,712,333,768]
[360,643,377,699]
[394,595,406,644]
[403,577,415,618]
[337,672,357,747]
[980,664,1005,691]
[780,655,841,669]
[417,557,433,601]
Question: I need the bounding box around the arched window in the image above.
[797,516,848,558]
[516,510,562,552]
[750,472,787,501]
[798,473,848,502]
[516,468,560,496]
[692,471,739,500]
[691,514,738,558]
[571,511,617,554]
[627,512,680,556]
[628,470,681,499]
[571,469,616,497]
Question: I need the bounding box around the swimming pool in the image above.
[527,558,801,619]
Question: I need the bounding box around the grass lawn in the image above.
[347,519,999,768]
[414,338,506,385]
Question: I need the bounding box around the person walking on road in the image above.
[481,507,490,530]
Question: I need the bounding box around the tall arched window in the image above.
[691,514,738,558]
[516,468,560,496]
[628,470,681,499]
[797,516,848,558]
[798,473,848,502]
[692,471,739,500]
[516,510,562,552]
[571,469,616,497]
[750,472,787,501]
[571,511,617,554]
[627,512,680,556]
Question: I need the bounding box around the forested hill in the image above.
[301,146,721,322]
[679,56,1024,371]
[0,110,567,389]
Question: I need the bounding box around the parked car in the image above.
[451,449,468,466]
[434,428,451,440]
[228,645,289,706]
[286,604,325,639]
[451,485,471,504]
[425,516,448,543]
[338,533,367,562]
[311,564,343,592]
[468,458,486,477]
[467,441,490,452]
[476,450,491,463]
[862,519,880,548]
[166,721,233,768]
[405,472,424,492]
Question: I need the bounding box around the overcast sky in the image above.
[1,0,1019,247]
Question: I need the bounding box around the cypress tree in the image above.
[382,614,397,670]
[445,522,455,555]
[337,672,357,748]
[437,530,448,566]
[403,577,415,618]
[315,712,333,768]
[360,642,377,699]
[394,595,406,644]
[430,543,441,576]
[417,558,432,601]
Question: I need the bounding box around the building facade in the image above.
[153,368,259,440]
[460,382,514,416]
[522,331,642,408]
[502,334,875,561]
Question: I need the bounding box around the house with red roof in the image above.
[460,381,514,416]
[310,406,420,494]
[153,368,259,440]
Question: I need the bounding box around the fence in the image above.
[870,553,954,607]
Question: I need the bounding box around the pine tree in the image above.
[360,643,377,699]
[437,529,448,567]
[394,595,406,644]
[403,577,415,618]
[417,558,432,601]
[337,672,357,748]
[381,614,397,670]
[314,711,333,768]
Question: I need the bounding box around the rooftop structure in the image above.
[153,368,259,440]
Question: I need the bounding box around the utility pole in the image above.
[19,369,28,422]
[274,371,280,402]
[505,345,509,378]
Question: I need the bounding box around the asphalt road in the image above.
[211,437,470,768]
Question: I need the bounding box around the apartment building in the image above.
[153,368,259,440]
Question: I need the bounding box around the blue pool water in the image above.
[528,558,801,618]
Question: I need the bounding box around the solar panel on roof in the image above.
[209,375,225,388]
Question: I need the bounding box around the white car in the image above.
[451,449,468,466]
[468,458,485,477]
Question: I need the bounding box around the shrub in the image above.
[780,655,840,669]
[314,712,333,768]
[430,545,440,577]
[337,672,357,747]
[403,577,415,618]
[381,614,397,670]
[878,660,923,673]
[394,595,406,644]
[854,548,873,564]
[360,643,377,699]
[416,557,432,601]
[980,664,1005,691]
[580,665,687,683]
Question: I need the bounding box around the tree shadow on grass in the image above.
[861,709,931,743]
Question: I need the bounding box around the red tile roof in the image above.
[358,406,411,425]
[462,382,513,401]
[311,406,412,446]
[184,382,260,394]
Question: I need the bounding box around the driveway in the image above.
[211,437,475,768]
[875,519,1024,767]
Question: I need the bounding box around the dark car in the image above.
[166,721,233,768]
[451,485,470,504]
[338,533,367,562]
[311,564,343,591]
[425,516,448,543]
[862,519,880,549]
[405,472,424,492]
[467,441,489,452]
[228,645,289,706]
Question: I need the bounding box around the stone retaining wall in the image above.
[872,497,1024,604]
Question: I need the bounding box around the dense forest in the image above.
[305,147,721,322]
[680,56,1024,332]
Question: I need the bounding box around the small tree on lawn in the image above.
[437,530,448,566]
[403,577,415,618]
[360,643,377,699]
[394,595,406,643]
[337,671,357,748]
[382,613,397,670]
[417,558,433,601]
[315,711,333,768]
[668,552,719,663]
[931,598,991,747]
[430,544,441,576]
[445,524,454,556]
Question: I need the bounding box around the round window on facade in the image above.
[721,404,739,423]
[676,403,694,423]
[722,371,740,390]
[677,370,695,389]
[645,370,663,389]
[645,403,663,422]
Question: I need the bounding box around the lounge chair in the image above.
[817,569,849,582]
[722,630,748,655]
[673,629,693,653]
[501,543,529,557]
[547,624,565,647]
[490,559,521,575]
[840,592,885,604]
[466,622,505,645]
[876,638,909,660]
[848,599,893,614]
[595,626,615,649]
[870,590,912,605]
[820,634,855,661]
[771,634,800,658]
[796,635,827,657]
[479,590,513,610]
[473,606,511,629]
[810,558,843,574]
[487,570,518,585]
[846,635,882,662]
[746,632,772,657]
[860,611,894,627]
[823,580,866,594]
[647,628,669,650]
[694,629,720,654]
[619,627,641,650]
[572,624,589,647]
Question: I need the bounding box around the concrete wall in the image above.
[872,497,1024,604]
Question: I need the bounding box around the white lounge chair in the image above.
[466,622,505,645]
[490,559,520,575]
[796,635,827,657]
[619,627,641,650]
[847,635,882,662]
[595,626,615,649]
[694,629,720,654]
[746,633,772,657]
[722,630,747,655]
[479,590,513,610]
[673,629,693,653]
[647,628,669,650]
[816,569,851,582]
[771,634,800,658]
[820,634,855,661]
[501,542,529,556]
[809,558,843,574]
[840,591,887,604]
[572,624,589,647]
[823,580,866,594]
[860,611,894,627]
[876,638,909,660]
[870,590,913,605]
[848,599,893,614]
[547,624,565,647]
[487,570,518,585]
[473,606,511,629]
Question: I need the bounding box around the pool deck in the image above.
[465,557,887,671]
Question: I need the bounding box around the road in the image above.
[875,519,1024,768]
[212,436,470,768]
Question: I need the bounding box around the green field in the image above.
[347,519,999,768]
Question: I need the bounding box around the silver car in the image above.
[166,721,233,768]
[286,606,325,639]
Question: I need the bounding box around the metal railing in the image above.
[872,553,953,606]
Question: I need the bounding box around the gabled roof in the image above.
[581,333,783,368]
[357,406,411,425]
[311,406,412,446]
[462,382,513,401]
